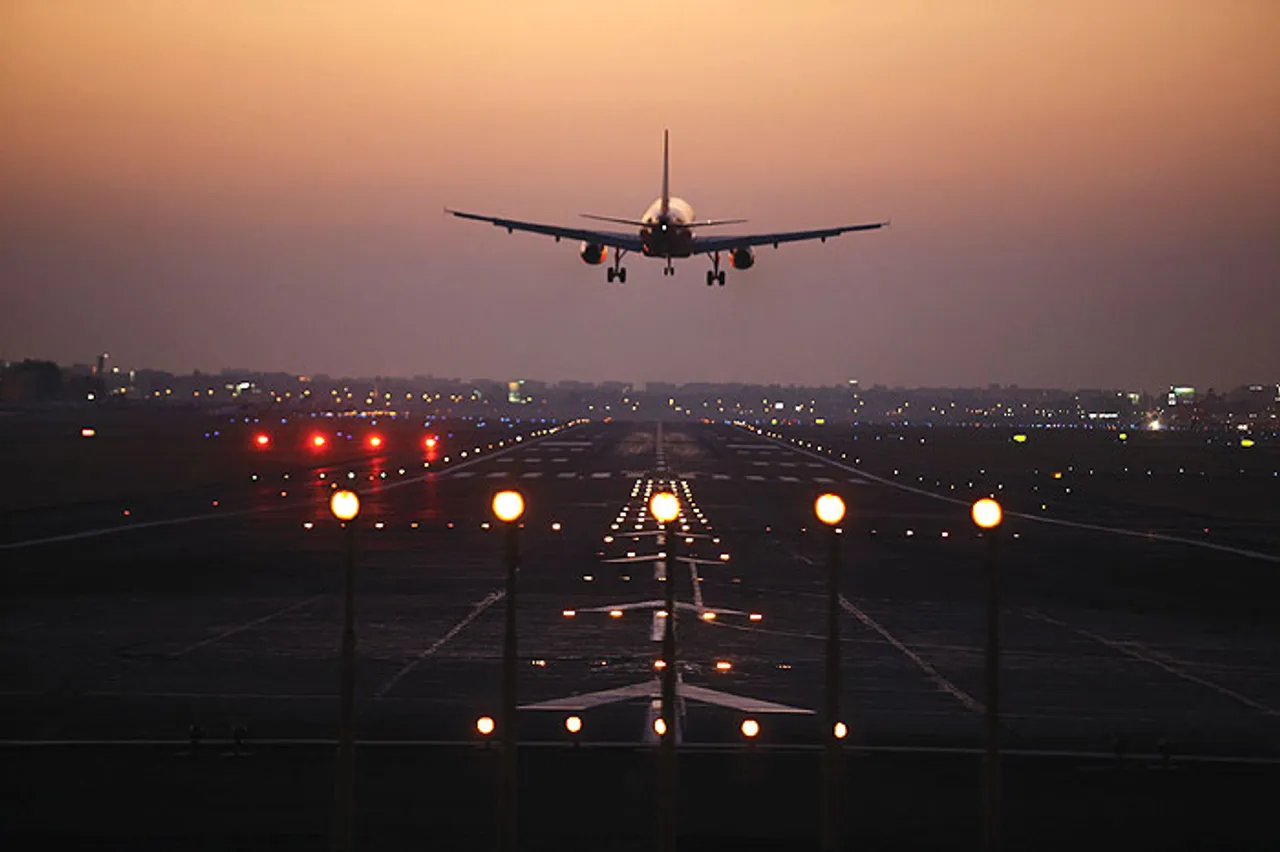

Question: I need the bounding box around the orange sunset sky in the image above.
[2,1,1277,387]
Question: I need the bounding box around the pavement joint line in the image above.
[374,589,506,699]
[1021,609,1280,718]
[1,738,1277,763]
[744,426,1280,564]
[838,595,985,715]
[167,594,327,659]
[0,423,585,552]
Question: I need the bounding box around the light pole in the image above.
[329,489,360,852]
[492,489,525,852]
[649,488,681,852]
[814,492,847,852]
[972,497,1004,852]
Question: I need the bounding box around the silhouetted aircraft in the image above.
[447,131,887,286]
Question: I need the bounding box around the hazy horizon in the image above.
[3,2,1277,389]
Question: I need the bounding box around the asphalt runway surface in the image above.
[3,416,1279,848]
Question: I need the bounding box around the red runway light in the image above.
[254,433,271,448]
[424,436,438,450]
[368,435,384,449]
[311,434,327,449]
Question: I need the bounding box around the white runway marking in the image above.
[485,472,507,479]
[590,472,612,479]
[712,473,731,480]
[752,461,768,467]
[551,457,569,463]
[779,475,800,483]
[451,471,476,479]
[520,471,543,479]
[839,595,984,714]
[556,472,577,479]
[169,594,325,659]
[745,475,765,482]
[1022,610,1280,718]
[1,426,581,551]
[814,477,834,484]
[375,590,505,699]
[752,431,1280,564]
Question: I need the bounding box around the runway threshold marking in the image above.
[1022,610,1280,718]
[374,589,505,699]
[838,595,984,715]
[168,594,326,659]
[0,425,585,552]
[748,429,1280,564]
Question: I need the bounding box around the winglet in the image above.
[660,129,670,216]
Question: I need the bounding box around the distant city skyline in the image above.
[2,3,1277,390]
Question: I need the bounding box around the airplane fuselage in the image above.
[640,196,695,258]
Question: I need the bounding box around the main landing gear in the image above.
[706,252,726,287]
[606,250,628,283]
[662,257,676,277]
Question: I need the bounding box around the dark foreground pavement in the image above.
[3,742,1276,850]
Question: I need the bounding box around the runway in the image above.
[3,419,1278,757]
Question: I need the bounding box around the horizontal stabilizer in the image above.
[580,213,648,227]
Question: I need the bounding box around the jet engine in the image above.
[579,242,607,265]
[730,247,755,270]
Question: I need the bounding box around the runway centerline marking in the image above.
[1022,610,1280,718]
[168,594,325,659]
[374,589,505,699]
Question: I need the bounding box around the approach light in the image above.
[492,490,525,523]
[814,493,846,526]
[654,717,668,736]
[740,718,760,739]
[971,498,1003,530]
[80,427,97,438]
[476,716,495,736]
[834,721,848,739]
[565,715,583,734]
[1012,434,1028,444]
[1241,438,1256,448]
[715,660,732,672]
[330,490,360,521]
[649,491,680,524]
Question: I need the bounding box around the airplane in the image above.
[446,130,888,286]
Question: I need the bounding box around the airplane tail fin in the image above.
[661,129,670,216]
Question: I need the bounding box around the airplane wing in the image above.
[692,221,888,254]
[447,208,645,253]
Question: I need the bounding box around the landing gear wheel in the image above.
[717,271,726,286]
[606,268,615,283]
[706,271,715,287]
[618,268,627,284]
